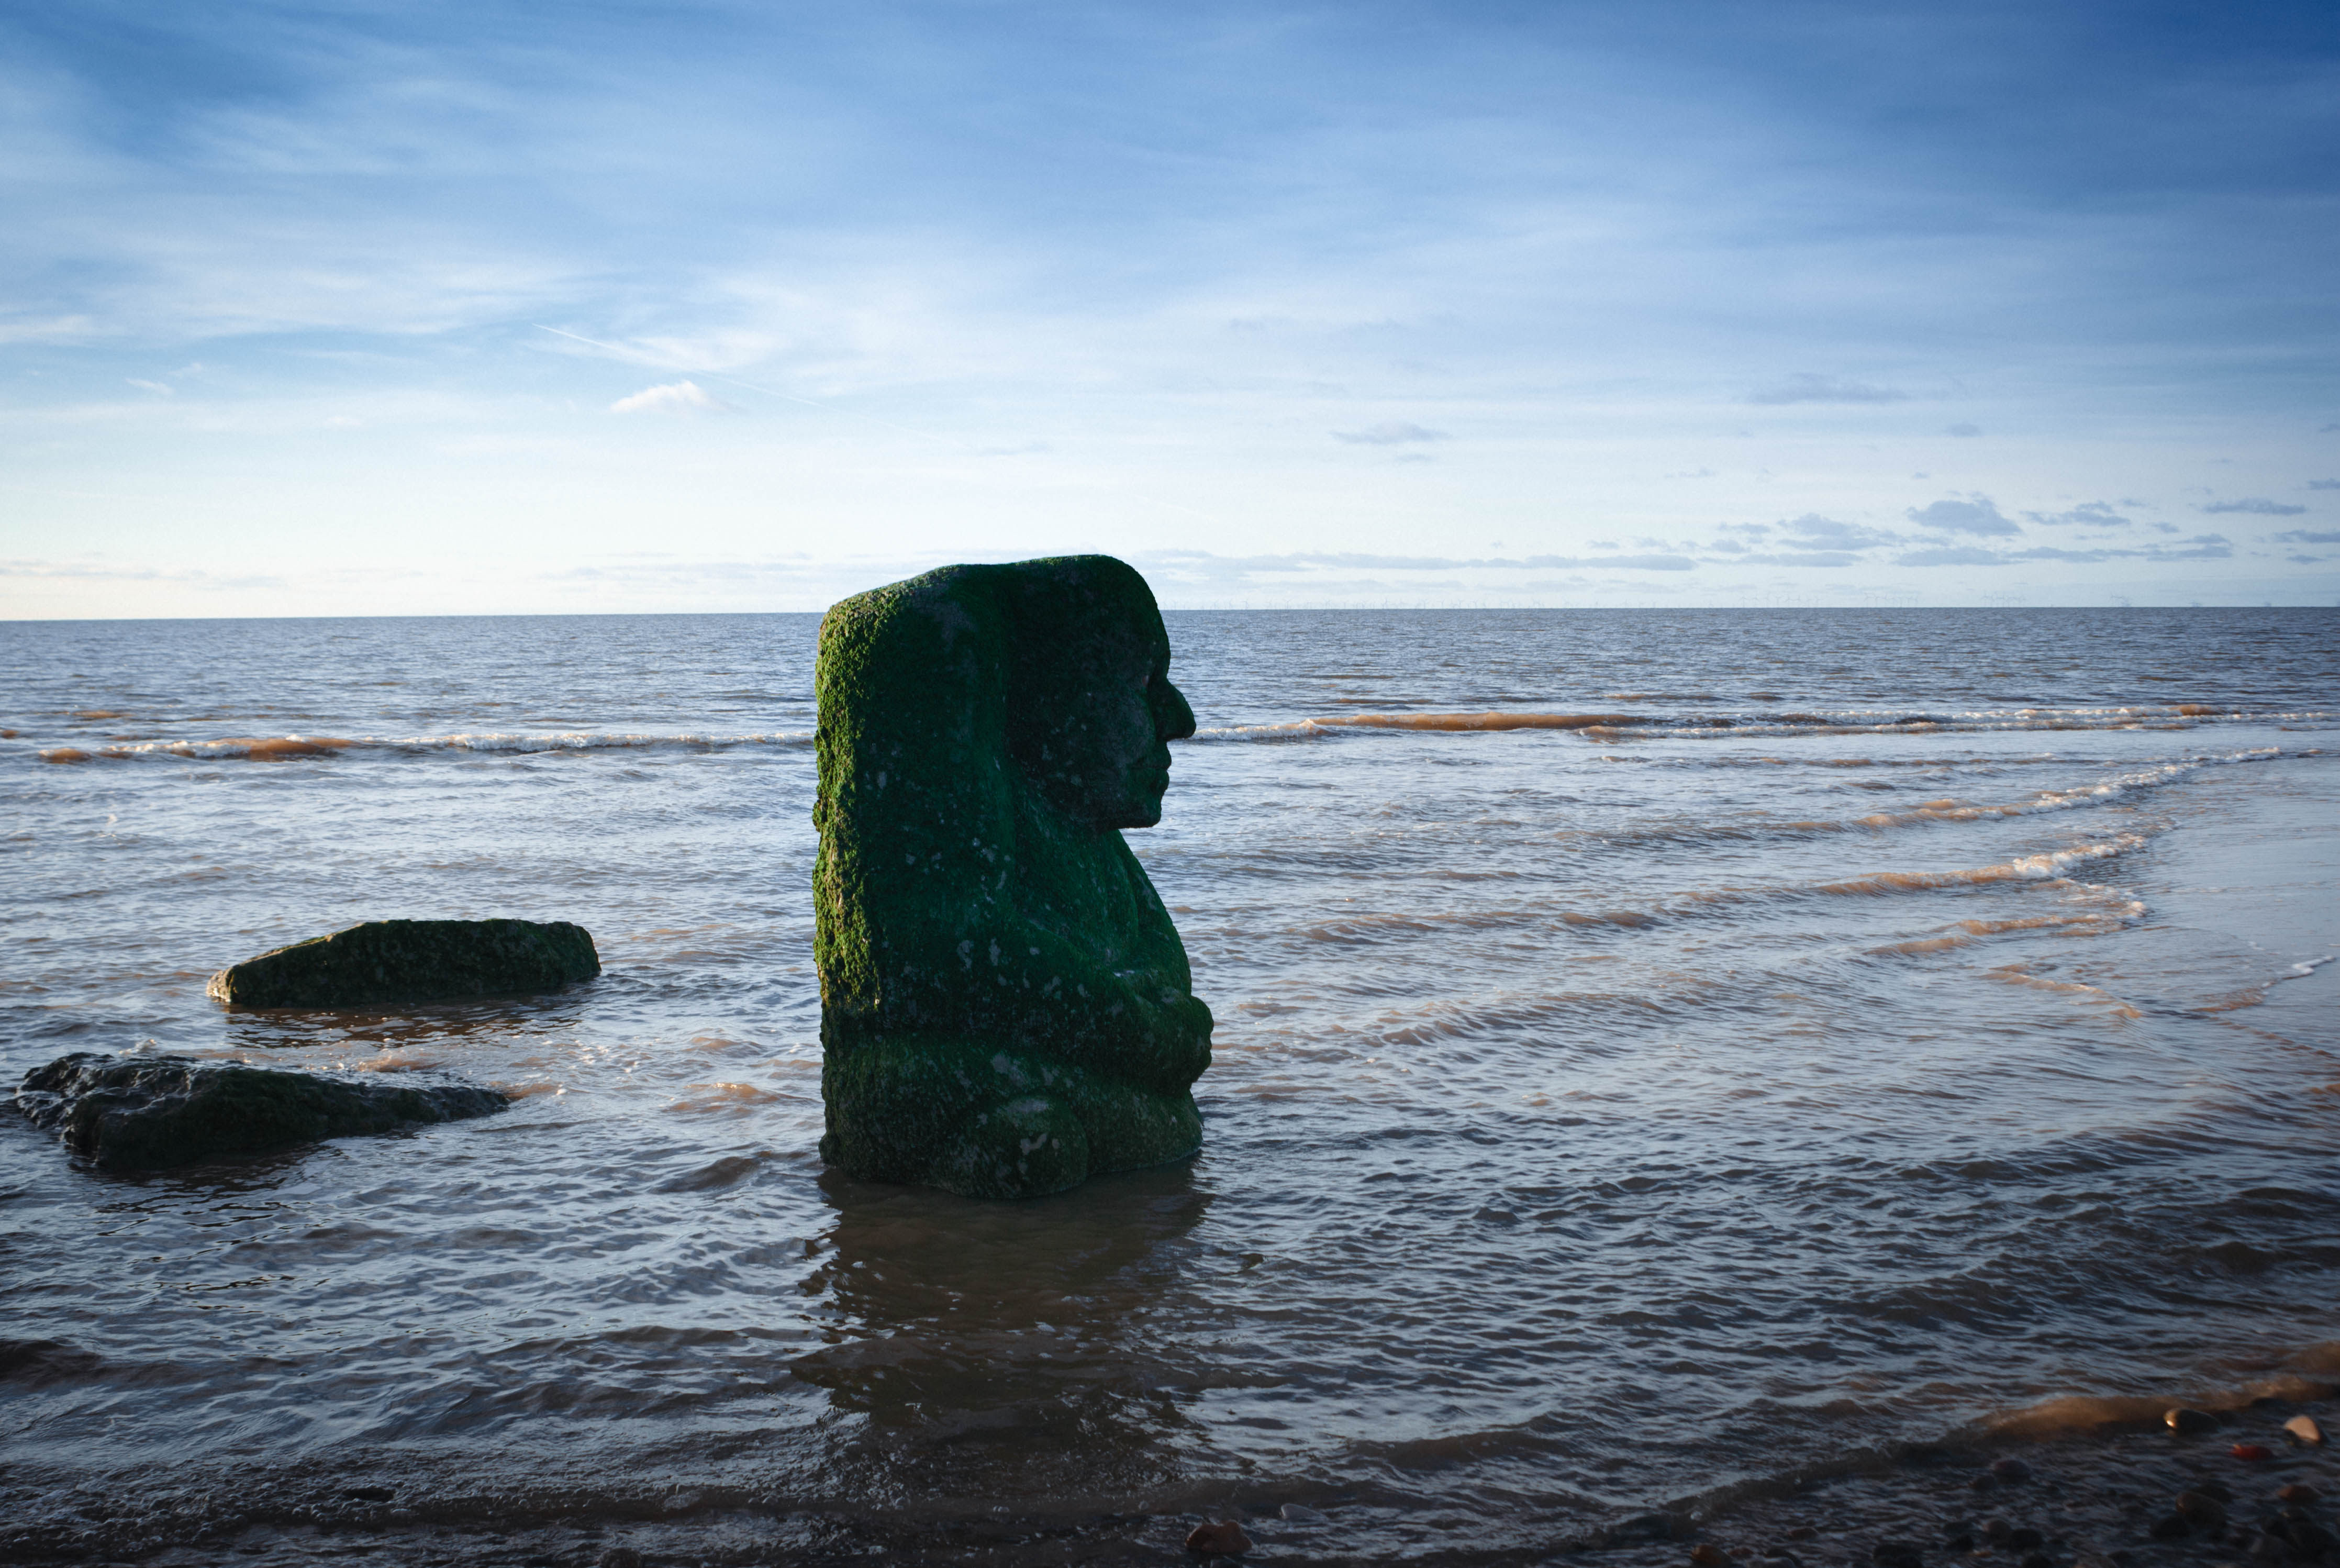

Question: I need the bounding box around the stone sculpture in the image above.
[814,555,1211,1198]
[16,1052,509,1170]
[208,918,600,1008]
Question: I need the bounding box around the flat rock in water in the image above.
[15,1053,508,1170]
[208,919,599,1008]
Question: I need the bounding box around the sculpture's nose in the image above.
[1152,678,1196,742]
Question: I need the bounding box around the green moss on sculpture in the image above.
[814,555,1210,1198]
[207,919,600,1009]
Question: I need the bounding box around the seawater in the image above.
[2,608,2336,1563]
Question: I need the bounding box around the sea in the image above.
[3,607,2336,1566]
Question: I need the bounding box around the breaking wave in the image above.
[1187,705,2335,742]
[30,730,817,762]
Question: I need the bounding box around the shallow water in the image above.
[2,607,2336,1563]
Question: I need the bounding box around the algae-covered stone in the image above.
[15,1052,509,1170]
[814,555,1210,1198]
[207,918,599,1008]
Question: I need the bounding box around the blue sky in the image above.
[4,0,2336,615]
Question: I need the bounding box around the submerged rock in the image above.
[208,918,599,1008]
[1184,1520,1253,1557]
[2166,1407,2220,1435]
[15,1052,508,1170]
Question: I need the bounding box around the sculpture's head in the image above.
[1005,558,1197,831]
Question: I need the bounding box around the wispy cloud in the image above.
[610,381,729,416]
[2308,480,2339,490]
[2199,497,2306,515]
[1331,421,1448,446]
[2271,529,2340,544]
[2023,501,2131,528]
[1748,374,1908,405]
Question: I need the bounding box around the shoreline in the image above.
[4,1390,2330,1566]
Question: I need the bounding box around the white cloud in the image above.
[1906,494,2021,536]
[609,380,729,416]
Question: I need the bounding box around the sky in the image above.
[4,0,2337,617]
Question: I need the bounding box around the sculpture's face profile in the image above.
[1018,619,1197,831]
[1076,643,1197,830]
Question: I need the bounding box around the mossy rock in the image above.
[814,555,1211,1198]
[15,1052,509,1171]
[207,918,600,1008]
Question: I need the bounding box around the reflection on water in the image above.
[800,1164,1217,1499]
[1,608,2336,1560]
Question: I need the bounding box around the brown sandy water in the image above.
[1,607,2335,1563]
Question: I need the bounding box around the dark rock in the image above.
[1992,1460,2034,1484]
[2286,1416,2327,1447]
[2176,1492,2230,1529]
[2234,1444,2276,1462]
[2007,1529,2044,1552]
[2167,1408,2220,1435]
[2286,1518,2336,1559]
[1947,1534,1978,1553]
[0,1338,103,1384]
[814,558,1211,1198]
[1787,1527,1818,1542]
[2019,1554,2054,1568]
[1692,1545,1731,1567]
[1985,1521,2014,1542]
[2251,1531,2296,1563]
[15,1052,508,1170]
[2148,1517,2191,1541]
[1873,1540,1925,1568]
[2279,1486,2324,1506]
[1974,1475,2001,1494]
[1185,1519,1252,1556]
[208,919,599,1009]
[2196,1481,2236,1503]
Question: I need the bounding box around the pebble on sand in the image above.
[2286,1416,2327,1447]
[1185,1520,1253,1557]
[2167,1408,2220,1435]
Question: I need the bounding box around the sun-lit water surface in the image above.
[2,608,2335,1559]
